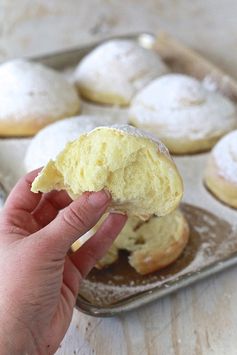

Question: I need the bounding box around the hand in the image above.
[0,170,127,354]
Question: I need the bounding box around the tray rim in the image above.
[25,31,156,67]
[76,253,237,317]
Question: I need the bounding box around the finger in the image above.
[70,213,127,278]
[5,169,42,213]
[63,256,81,300]
[32,190,72,227]
[34,190,111,255]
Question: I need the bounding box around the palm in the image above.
[2,188,79,352]
[0,170,126,354]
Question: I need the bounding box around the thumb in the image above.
[33,190,111,256]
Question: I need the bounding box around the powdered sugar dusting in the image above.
[213,130,237,183]
[24,115,114,172]
[75,39,168,103]
[202,75,219,92]
[0,59,80,125]
[79,203,237,306]
[129,74,237,141]
[93,124,171,158]
[81,100,129,125]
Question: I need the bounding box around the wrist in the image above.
[0,311,36,355]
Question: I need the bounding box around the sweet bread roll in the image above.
[0,59,81,136]
[96,244,118,269]
[97,209,189,274]
[31,125,183,219]
[24,115,112,172]
[75,40,168,106]
[204,130,237,208]
[129,74,237,154]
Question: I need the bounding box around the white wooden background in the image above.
[1,1,237,354]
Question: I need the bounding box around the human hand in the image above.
[0,170,127,354]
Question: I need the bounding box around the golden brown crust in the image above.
[128,127,226,155]
[96,244,119,269]
[94,210,190,275]
[129,110,236,155]
[0,109,80,137]
[78,85,130,107]
[0,59,81,137]
[204,156,237,208]
[128,216,189,274]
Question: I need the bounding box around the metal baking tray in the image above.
[2,32,237,317]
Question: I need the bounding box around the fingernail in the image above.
[88,190,110,208]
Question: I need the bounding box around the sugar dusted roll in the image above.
[129,74,237,154]
[31,125,183,219]
[0,59,81,136]
[75,39,168,106]
[204,130,237,208]
[24,115,113,172]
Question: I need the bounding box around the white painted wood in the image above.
[2,1,237,354]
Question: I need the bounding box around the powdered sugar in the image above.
[202,75,219,92]
[0,59,80,126]
[81,101,129,125]
[24,115,114,172]
[79,203,237,306]
[90,124,171,158]
[212,130,237,183]
[129,74,237,141]
[75,40,168,104]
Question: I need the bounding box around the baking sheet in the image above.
[1,32,237,316]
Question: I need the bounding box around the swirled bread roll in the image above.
[129,74,237,154]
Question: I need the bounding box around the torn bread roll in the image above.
[97,209,189,274]
[31,125,183,219]
[73,209,189,275]
[24,115,112,172]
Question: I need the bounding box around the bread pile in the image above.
[3,37,237,275]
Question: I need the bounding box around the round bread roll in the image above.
[95,244,118,269]
[75,40,168,106]
[31,125,183,219]
[24,115,113,172]
[129,74,237,154]
[0,59,81,136]
[204,130,237,208]
[97,209,189,274]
